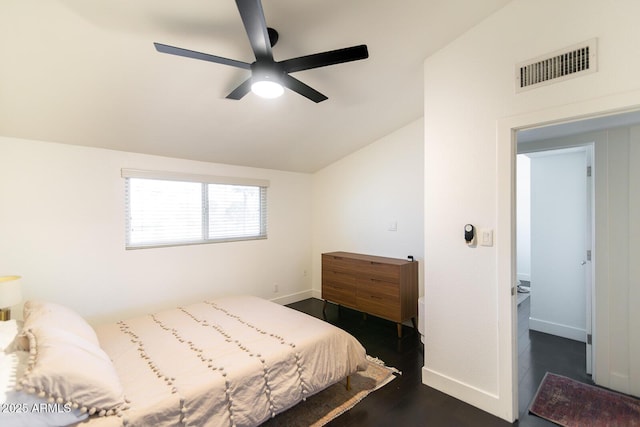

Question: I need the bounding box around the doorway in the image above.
[518,146,592,346]
[504,107,640,421]
[515,144,593,420]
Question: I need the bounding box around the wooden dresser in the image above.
[322,251,418,338]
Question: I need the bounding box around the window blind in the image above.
[123,169,268,249]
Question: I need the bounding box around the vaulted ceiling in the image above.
[0,0,510,172]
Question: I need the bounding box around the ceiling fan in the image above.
[154,0,369,103]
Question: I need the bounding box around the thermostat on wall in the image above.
[464,224,475,245]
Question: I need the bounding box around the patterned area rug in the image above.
[529,372,640,426]
[262,356,398,426]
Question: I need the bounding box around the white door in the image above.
[528,147,592,373]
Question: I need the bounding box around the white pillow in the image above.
[11,301,126,418]
[17,325,126,418]
[0,320,21,353]
[16,301,99,351]
[0,351,89,427]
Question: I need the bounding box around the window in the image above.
[122,169,268,249]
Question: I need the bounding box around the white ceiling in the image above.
[0,0,510,173]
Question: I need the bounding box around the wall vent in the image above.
[516,38,597,92]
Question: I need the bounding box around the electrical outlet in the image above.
[273,284,279,293]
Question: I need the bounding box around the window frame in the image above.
[122,169,269,249]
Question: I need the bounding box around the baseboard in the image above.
[269,290,314,305]
[529,317,586,342]
[422,367,512,422]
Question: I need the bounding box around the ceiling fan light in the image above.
[251,79,284,99]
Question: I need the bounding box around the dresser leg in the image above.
[322,300,328,317]
[411,317,417,331]
[397,323,403,338]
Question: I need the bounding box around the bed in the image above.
[0,295,367,427]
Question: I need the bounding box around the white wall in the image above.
[516,155,530,282]
[311,118,424,296]
[423,0,640,421]
[1,119,425,327]
[0,137,313,324]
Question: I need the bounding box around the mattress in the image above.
[82,295,367,426]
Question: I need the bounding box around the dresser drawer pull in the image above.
[370,261,382,265]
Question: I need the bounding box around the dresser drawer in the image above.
[322,280,357,307]
[356,292,400,321]
[356,278,400,321]
[322,269,356,286]
[357,261,400,282]
[322,254,362,273]
[357,277,399,299]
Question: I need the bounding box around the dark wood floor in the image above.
[286,297,590,426]
[516,296,592,425]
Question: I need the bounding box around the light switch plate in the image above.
[480,228,493,246]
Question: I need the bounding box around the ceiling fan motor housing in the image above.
[251,61,284,83]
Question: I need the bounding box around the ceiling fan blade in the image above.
[226,78,253,100]
[281,74,328,103]
[154,43,251,70]
[235,0,273,62]
[280,45,369,74]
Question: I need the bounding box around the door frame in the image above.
[495,89,640,421]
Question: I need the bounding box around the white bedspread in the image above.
[84,296,366,427]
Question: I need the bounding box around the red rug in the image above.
[529,372,640,426]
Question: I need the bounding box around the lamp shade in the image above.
[0,276,22,308]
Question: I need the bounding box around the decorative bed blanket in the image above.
[84,296,367,427]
